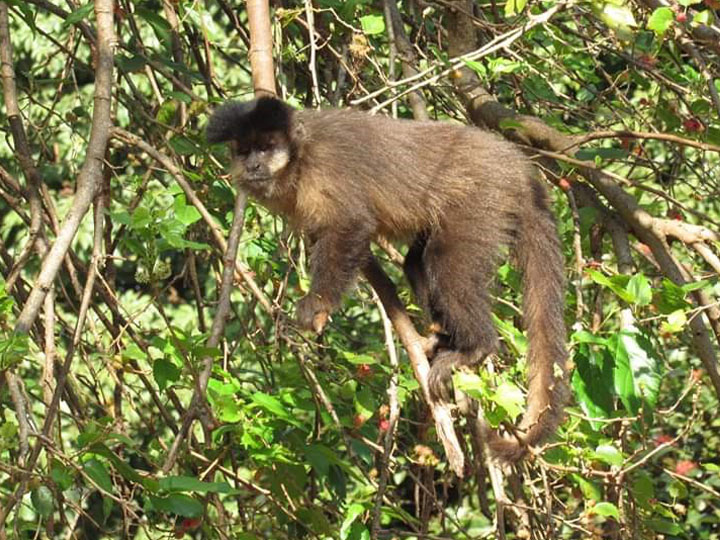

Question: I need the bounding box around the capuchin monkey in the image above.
[207,96,568,462]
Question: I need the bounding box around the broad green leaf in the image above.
[252,392,290,418]
[572,346,614,426]
[51,459,74,491]
[655,279,691,314]
[591,502,620,520]
[342,351,378,365]
[668,479,688,499]
[631,472,655,509]
[505,0,527,17]
[83,459,113,493]
[660,310,686,334]
[341,503,366,540]
[149,493,203,517]
[31,486,54,518]
[123,343,146,362]
[693,9,714,25]
[168,135,198,156]
[354,386,375,417]
[159,476,231,493]
[64,2,93,26]
[174,196,202,225]
[296,507,332,536]
[646,519,683,535]
[593,444,624,466]
[647,7,674,35]
[153,358,181,391]
[612,330,662,414]
[602,3,637,28]
[461,59,486,77]
[571,474,602,501]
[587,270,634,303]
[360,15,384,34]
[492,381,525,421]
[626,274,652,306]
[304,444,344,478]
[88,444,144,484]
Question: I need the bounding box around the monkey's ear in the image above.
[206,96,294,144]
[290,117,307,144]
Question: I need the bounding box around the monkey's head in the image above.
[207,97,298,198]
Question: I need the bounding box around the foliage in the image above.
[0,0,719,538]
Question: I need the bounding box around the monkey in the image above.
[207,96,569,462]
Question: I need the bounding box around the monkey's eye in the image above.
[257,143,272,152]
[234,145,250,156]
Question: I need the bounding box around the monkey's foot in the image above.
[428,350,466,403]
[421,331,451,359]
[296,294,332,334]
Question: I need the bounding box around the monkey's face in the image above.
[229,131,291,197]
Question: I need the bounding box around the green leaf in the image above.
[668,479,688,499]
[504,0,527,17]
[587,270,634,303]
[83,459,113,493]
[342,351,378,365]
[168,135,199,156]
[647,7,674,35]
[51,459,75,491]
[461,59,486,77]
[135,8,172,45]
[693,9,714,25]
[612,330,662,414]
[646,519,683,535]
[360,15,385,35]
[626,274,652,306]
[601,3,637,28]
[153,358,181,391]
[251,392,290,418]
[116,55,147,74]
[660,309,686,334]
[158,476,231,493]
[354,386,375,418]
[491,381,525,421]
[304,444,344,478]
[174,196,202,225]
[63,2,93,26]
[296,507,332,536]
[571,474,602,501]
[572,346,614,426]
[341,503,366,540]
[593,444,624,466]
[654,279,691,314]
[131,206,152,229]
[31,486,54,518]
[590,502,620,520]
[149,493,204,517]
[122,343,146,362]
[631,472,655,509]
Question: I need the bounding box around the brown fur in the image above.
[208,97,569,462]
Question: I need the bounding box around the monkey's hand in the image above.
[296,294,332,334]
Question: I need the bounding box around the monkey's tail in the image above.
[487,184,569,462]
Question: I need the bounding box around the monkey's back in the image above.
[294,109,535,240]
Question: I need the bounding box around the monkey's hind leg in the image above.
[423,234,500,403]
[403,233,450,358]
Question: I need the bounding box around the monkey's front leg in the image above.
[296,223,373,333]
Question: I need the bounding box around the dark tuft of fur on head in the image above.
[206,96,293,143]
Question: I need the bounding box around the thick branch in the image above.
[14,0,115,333]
